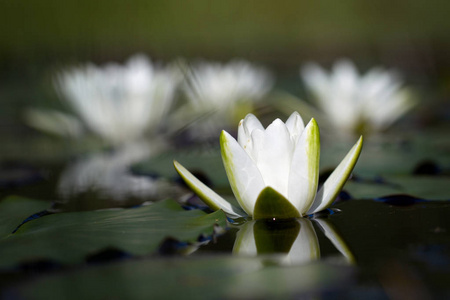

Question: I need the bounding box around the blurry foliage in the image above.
[0,197,226,268]
[0,196,50,237]
[0,2,448,297]
[1,0,450,63]
[0,0,449,156]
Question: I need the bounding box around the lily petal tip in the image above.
[307,118,318,127]
[356,135,364,150]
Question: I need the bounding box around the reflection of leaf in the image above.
[254,220,300,254]
[0,196,51,238]
[0,199,226,268]
[345,176,450,200]
[11,256,354,300]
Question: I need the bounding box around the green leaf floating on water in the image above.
[133,148,230,188]
[0,196,51,238]
[0,198,226,268]
[344,175,450,200]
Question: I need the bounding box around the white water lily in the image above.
[179,59,274,139]
[301,59,416,134]
[174,112,363,220]
[184,59,273,108]
[39,54,180,145]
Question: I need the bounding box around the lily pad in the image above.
[320,128,450,178]
[0,198,226,268]
[133,148,230,189]
[9,256,354,300]
[344,175,450,200]
[0,196,51,238]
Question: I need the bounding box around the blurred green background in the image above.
[1,0,450,160]
[1,5,450,296]
[2,0,450,66]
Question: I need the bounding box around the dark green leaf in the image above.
[0,196,51,238]
[344,175,450,200]
[0,199,226,268]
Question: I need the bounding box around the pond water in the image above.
[0,152,449,299]
[0,123,447,299]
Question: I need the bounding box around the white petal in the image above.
[333,60,359,92]
[221,131,266,216]
[252,119,293,198]
[24,109,84,138]
[300,63,330,102]
[237,113,264,154]
[173,160,246,219]
[285,111,305,143]
[307,136,363,214]
[288,118,320,215]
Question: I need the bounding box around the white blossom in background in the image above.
[301,59,416,135]
[180,59,274,139]
[23,55,183,201]
[25,55,180,145]
[54,54,180,145]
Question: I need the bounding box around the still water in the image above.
[0,130,450,300]
[1,170,449,300]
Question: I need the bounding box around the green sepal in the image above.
[253,187,301,220]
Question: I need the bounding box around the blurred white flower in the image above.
[26,55,180,145]
[301,59,416,135]
[179,59,274,139]
[55,54,180,144]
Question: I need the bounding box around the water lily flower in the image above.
[174,112,363,220]
[178,59,274,140]
[301,59,416,135]
[27,54,180,145]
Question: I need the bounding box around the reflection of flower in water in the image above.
[174,112,362,220]
[179,59,274,140]
[233,218,354,265]
[24,55,182,201]
[26,54,180,145]
[58,141,177,201]
[301,59,416,135]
